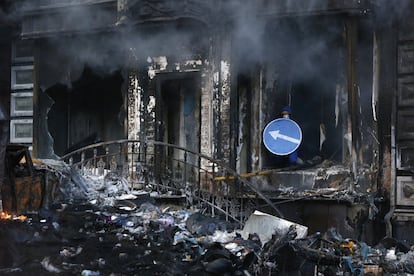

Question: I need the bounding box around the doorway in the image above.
[156,73,201,162]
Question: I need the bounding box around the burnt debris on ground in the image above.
[0,158,414,275]
[1,199,414,275]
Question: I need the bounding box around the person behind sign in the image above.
[280,106,300,165]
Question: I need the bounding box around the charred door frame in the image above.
[153,71,202,169]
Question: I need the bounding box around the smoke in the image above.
[0,0,19,24]
[41,25,203,82]
[227,0,412,66]
[268,0,328,14]
[275,18,343,82]
[18,0,208,82]
[46,34,127,75]
[371,0,413,26]
[227,0,343,82]
[0,5,5,22]
[227,1,267,69]
[10,0,414,81]
[223,0,379,79]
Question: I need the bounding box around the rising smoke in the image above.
[3,0,413,78]
[0,0,17,24]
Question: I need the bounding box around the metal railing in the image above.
[60,139,282,225]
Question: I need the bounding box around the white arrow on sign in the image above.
[269,130,300,144]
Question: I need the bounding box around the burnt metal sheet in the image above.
[6,175,42,213]
[1,144,43,213]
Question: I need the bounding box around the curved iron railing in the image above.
[60,139,282,224]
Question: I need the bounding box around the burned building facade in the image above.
[1,0,414,244]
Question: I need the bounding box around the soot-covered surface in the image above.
[0,200,260,276]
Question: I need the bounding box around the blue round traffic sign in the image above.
[263,118,302,156]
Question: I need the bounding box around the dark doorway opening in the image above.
[47,66,124,156]
[262,17,344,168]
[156,73,201,163]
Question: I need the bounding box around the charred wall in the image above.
[281,201,379,244]
[0,29,12,112]
[376,17,397,197]
[227,5,390,240]
[6,0,414,242]
[0,24,13,186]
[0,0,16,186]
[389,6,414,241]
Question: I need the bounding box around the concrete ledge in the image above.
[263,165,351,192]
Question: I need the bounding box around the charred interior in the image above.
[261,16,344,168]
[46,66,124,156]
[157,73,201,154]
[1,0,414,274]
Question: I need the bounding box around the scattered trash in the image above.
[186,212,235,236]
[242,210,308,245]
[59,246,83,258]
[1,196,414,275]
[81,269,100,276]
[0,160,410,275]
[41,257,62,273]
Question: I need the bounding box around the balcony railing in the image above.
[60,139,282,225]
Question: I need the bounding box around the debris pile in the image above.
[0,159,412,275]
[1,198,414,275]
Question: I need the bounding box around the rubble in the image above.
[241,210,308,245]
[0,160,413,275]
[1,196,413,275]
